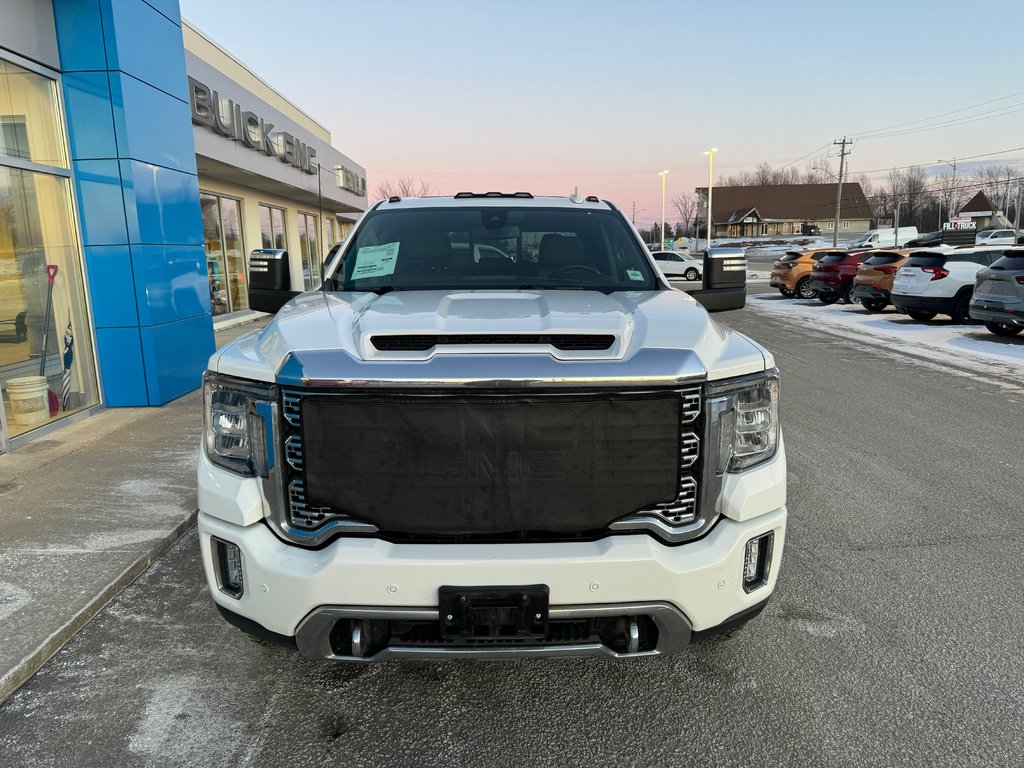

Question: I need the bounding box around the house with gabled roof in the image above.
[956,191,1011,230]
[695,183,874,238]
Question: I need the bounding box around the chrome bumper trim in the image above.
[294,601,693,662]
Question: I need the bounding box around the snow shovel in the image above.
[38,264,60,416]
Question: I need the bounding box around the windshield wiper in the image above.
[515,284,617,295]
[368,285,403,295]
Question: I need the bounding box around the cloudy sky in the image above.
[180,0,1024,226]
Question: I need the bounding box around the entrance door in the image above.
[201,193,246,315]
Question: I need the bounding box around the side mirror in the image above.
[248,249,299,314]
[686,248,747,312]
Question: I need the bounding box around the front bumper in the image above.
[198,505,787,661]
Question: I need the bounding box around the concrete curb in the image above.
[0,510,198,705]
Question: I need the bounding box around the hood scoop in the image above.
[371,334,616,352]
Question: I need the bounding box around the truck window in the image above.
[336,207,660,292]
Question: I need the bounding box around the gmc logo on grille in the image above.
[417,451,566,481]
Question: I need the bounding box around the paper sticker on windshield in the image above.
[352,242,399,279]
[626,269,644,281]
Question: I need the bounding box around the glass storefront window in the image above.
[259,203,286,250]
[297,211,320,289]
[1,56,97,448]
[201,192,247,316]
[222,198,246,311]
[0,60,67,169]
[0,166,99,440]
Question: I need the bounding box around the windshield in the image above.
[332,206,660,293]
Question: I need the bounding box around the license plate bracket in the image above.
[439,585,549,640]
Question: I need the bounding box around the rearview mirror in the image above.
[685,248,747,313]
[248,249,299,314]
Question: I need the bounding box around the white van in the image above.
[850,227,919,249]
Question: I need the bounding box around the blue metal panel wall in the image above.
[52,0,214,406]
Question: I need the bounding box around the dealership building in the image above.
[0,0,367,452]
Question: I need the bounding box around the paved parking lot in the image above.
[1,291,1021,768]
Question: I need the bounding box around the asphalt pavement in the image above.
[1,290,1022,768]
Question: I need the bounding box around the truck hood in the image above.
[211,289,769,385]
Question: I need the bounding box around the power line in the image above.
[855,103,1024,141]
[849,89,1024,139]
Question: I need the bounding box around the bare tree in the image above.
[671,191,696,235]
[802,157,835,184]
[373,175,435,201]
[878,166,934,229]
[971,164,1019,214]
[718,163,808,187]
[931,171,961,223]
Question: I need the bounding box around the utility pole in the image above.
[832,137,852,247]
[632,201,636,225]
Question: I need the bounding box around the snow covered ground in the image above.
[746,291,1024,383]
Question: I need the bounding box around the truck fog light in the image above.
[743,531,774,592]
[213,537,244,598]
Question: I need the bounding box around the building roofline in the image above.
[182,18,332,139]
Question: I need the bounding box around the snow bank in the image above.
[747,292,1024,379]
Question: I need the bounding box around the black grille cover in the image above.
[301,393,681,535]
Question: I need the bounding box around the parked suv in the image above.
[970,249,1024,336]
[850,250,911,312]
[891,247,1007,323]
[800,223,821,236]
[651,250,702,281]
[197,193,785,662]
[975,229,1017,246]
[808,250,869,304]
[770,249,833,299]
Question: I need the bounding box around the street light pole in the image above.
[704,148,717,250]
[659,171,669,248]
[939,157,957,220]
[1015,185,1022,242]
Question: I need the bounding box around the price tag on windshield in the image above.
[626,269,644,281]
[352,242,400,279]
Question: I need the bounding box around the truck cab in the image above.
[197,193,786,661]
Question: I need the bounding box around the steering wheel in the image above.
[547,264,605,279]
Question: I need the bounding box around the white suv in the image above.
[975,229,1018,246]
[651,250,702,281]
[892,247,1008,322]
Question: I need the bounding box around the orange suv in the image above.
[770,249,839,299]
[850,249,911,312]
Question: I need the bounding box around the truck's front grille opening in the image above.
[326,615,659,657]
[278,385,706,543]
[370,334,616,352]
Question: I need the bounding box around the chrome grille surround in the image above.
[280,387,372,532]
[614,386,703,530]
[271,384,714,546]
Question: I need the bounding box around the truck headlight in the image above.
[203,372,278,477]
[707,369,779,473]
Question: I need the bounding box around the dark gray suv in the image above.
[970,250,1024,337]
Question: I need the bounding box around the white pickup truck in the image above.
[198,193,786,661]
